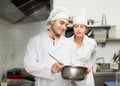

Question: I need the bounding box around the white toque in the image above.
[73,8,87,25]
[73,16,87,25]
[46,7,69,25]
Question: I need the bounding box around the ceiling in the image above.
[0,0,51,23]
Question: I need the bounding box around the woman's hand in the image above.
[82,66,91,74]
[85,66,91,74]
[51,62,64,73]
[87,66,91,74]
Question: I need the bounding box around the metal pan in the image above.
[49,53,87,80]
[61,65,87,80]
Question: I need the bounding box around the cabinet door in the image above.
[94,75,115,86]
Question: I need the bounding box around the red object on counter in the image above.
[7,68,22,79]
[7,74,22,79]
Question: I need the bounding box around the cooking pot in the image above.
[61,66,87,80]
[48,53,87,80]
[87,19,94,25]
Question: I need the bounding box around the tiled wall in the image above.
[12,21,48,67]
[0,19,47,81]
[0,17,15,81]
[97,41,120,63]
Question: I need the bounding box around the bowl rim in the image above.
[63,65,87,69]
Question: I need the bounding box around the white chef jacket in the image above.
[24,30,72,86]
[69,35,97,86]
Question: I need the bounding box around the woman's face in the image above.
[73,24,87,37]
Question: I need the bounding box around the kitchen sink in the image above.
[98,69,120,72]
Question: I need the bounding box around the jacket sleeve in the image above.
[87,41,98,67]
[24,37,55,80]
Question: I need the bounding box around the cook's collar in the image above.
[72,35,88,47]
[47,29,66,46]
[47,29,60,40]
[74,35,87,43]
[82,35,87,44]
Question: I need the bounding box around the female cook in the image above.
[69,15,97,86]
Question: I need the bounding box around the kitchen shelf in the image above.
[107,38,120,41]
[68,24,112,28]
[87,25,112,28]
[66,25,114,47]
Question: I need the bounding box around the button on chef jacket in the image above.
[24,30,72,86]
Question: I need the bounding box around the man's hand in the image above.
[51,62,64,73]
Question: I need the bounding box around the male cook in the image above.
[24,7,71,86]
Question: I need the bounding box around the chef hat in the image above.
[73,16,87,25]
[73,8,87,25]
[46,7,69,25]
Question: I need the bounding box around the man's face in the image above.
[50,18,69,36]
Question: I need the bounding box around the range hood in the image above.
[0,0,51,23]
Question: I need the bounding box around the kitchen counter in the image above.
[7,79,34,86]
[94,72,116,76]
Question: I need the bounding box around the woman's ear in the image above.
[85,28,89,35]
[85,28,88,33]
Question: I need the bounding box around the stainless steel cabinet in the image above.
[94,72,115,86]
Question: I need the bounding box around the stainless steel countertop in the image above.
[7,79,34,86]
[94,69,120,76]
[94,72,116,76]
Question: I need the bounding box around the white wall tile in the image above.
[0,17,15,81]
[12,21,47,67]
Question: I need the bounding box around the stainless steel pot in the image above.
[87,19,94,25]
[48,54,87,80]
[61,66,87,80]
